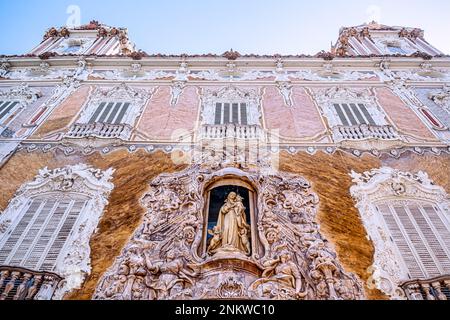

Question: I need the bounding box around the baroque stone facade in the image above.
[0,21,449,300]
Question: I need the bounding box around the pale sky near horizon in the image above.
[0,0,449,55]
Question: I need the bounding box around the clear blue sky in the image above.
[1,0,449,55]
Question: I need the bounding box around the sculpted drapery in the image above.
[209,192,251,256]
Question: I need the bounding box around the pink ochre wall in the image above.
[137,86,199,140]
[374,87,436,140]
[263,86,326,139]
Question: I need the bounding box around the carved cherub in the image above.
[207,226,222,255]
[240,227,251,255]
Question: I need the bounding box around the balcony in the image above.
[401,275,450,300]
[200,124,266,141]
[65,122,132,140]
[332,124,402,150]
[0,266,62,300]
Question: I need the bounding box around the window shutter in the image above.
[240,103,248,125]
[377,204,425,279]
[0,200,43,263]
[97,102,115,123]
[23,200,71,270]
[105,102,122,124]
[334,104,350,126]
[394,205,441,277]
[415,206,450,273]
[232,103,239,124]
[349,103,367,125]
[0,101,19,123]
[88,102,106,124]
[358,104,376,125]
[8,200,57,267]
[341,104,358,125]
[113,102,130,124]
[0,197,87,272]
[223,103,231,124]
[214,103,222,125]
[41,200,86,271]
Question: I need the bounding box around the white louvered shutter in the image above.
[0,196,87,272]
[377,202,450,280]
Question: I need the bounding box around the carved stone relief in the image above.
[94,164,365,300]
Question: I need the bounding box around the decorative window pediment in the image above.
[66,83,151,140]
[201,86,261,126]
[0,164,115,300]
[350,167,450,299]
[313,87,401,147]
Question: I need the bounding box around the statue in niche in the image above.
[207,192,251,256]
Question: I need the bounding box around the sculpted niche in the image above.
[94,164,365,300]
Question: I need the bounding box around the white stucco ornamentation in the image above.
[311,86,404,149]
[170,81,186,106]
[428,86,450,114]
[70,83,152,141]
[0,83,42,106]
[0,164,115,300]
[200,86,262,126]
[350,167,450,299]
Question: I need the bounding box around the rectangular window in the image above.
[333,103,377,126]
[0,101,20,125]
[377,203,450,279]
[213,102,248,125]
[88,102,130,125]
[0,197,87,272]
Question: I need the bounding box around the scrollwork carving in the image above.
[94,165,364,300]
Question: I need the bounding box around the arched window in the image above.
[202,178,257,258]
[350,167,450,299]
[0,164,114,299]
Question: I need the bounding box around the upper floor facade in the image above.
[0,21,449,163]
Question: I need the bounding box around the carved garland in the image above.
[94,165,364,300]
[349,167,450,299]
[0,164,115,299]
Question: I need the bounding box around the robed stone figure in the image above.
[208,192,251,256]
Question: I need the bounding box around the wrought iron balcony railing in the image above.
[401,275,450,300]
[65,122,132,140]
[0,266,62,300]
